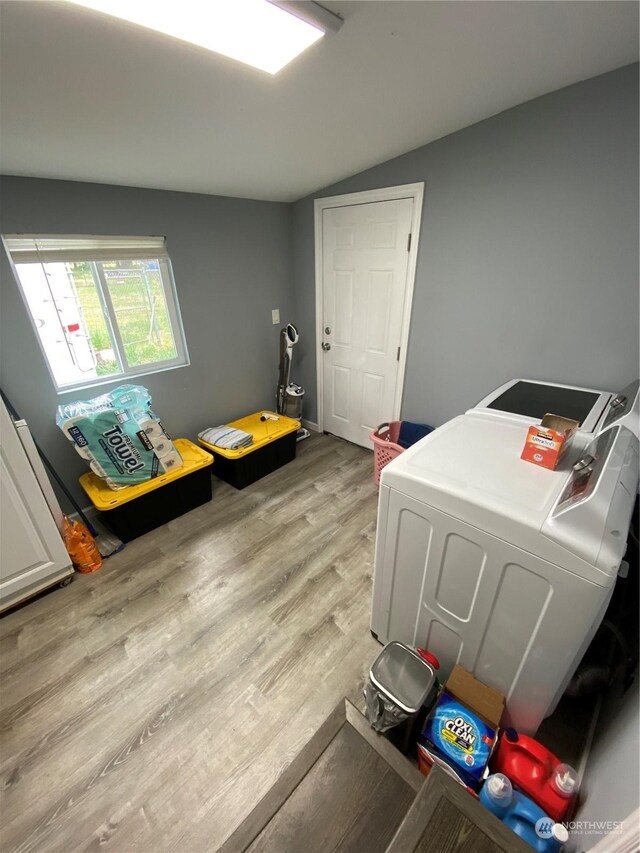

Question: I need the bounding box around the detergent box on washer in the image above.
[418,665,504,790]
[520,413,579,470]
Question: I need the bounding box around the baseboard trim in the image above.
[302,419,320,433]
[70,506,99,524]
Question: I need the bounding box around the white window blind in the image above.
[4,235,169,264]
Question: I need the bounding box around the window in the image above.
[3,235,189,392]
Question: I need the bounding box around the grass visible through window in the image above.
[72,261,178,374]
[6,234,188,391]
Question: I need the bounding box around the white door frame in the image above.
[313,182,424,435]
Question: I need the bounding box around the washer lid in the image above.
[486,381,601,425]
[471,379,611,435]
[381,413,571,529]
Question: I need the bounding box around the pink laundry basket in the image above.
[370,421,404,486]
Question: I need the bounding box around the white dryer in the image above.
[371,412,638,734]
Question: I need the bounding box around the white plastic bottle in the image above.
[479,773,513,819]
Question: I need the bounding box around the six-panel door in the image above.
[321,198,413,447]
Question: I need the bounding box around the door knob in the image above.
[322,342,331,351]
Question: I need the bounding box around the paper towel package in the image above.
[57,384,183,489]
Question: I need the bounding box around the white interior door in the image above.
[321,197,414,447]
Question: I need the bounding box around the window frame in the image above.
[3,234,190,394]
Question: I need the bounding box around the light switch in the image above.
[272,309,280,325]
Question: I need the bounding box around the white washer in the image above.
[371,412,638,734]
[469,378,639,448]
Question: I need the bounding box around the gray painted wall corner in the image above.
[293,63,640,427]
[0,177,296,508]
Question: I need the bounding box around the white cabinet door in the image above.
[0,400,72,608]
[321,198,414,447]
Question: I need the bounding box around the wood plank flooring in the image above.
[245,721,416,853]
[0,433,381,853]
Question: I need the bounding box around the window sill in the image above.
[55,359,190,397]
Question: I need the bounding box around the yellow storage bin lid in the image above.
[79,438,213,510]
[198,411,300,459]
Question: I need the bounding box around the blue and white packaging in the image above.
[420,691,497,789]
[56,384,182,489]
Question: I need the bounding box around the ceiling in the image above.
[0,1,637,202]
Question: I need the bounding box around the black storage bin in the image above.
[198,412,300,490]
[79,439,214,543]
[209,431,296,490]
[100,465,212,542]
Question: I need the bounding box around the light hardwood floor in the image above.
[0,433,381,853]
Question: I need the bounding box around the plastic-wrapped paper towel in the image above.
[56,384,182,489]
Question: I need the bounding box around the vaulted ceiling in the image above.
[1,1,637,201]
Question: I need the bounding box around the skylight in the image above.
[66,0,324,74]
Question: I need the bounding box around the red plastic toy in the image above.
[490,728,579,822]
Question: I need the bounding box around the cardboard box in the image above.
[418,665,505,790]
[520,413,579,470]
[445,665,505,729]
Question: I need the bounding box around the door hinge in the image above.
[397,346,401,362]
[407,233,412,252]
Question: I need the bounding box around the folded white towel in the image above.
[198,426,253,451]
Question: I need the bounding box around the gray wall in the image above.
[292,63,640,425]
[569,679,639,851]
[2,64,638,509]
[0,177,294,507]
